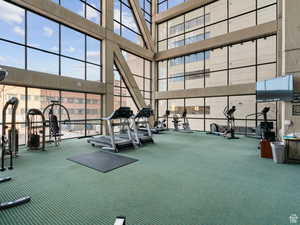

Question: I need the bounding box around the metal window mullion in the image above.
[25,10,28,70]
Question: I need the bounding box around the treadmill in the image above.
[87,107,136,152]
[121,107,154,145]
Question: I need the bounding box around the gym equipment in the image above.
[0,67,7,81]
[208,106,239,139]
[259,107,276,158]
[87,107,136,152]
[0,176,31,210]
[114,216,126,225]
[172,109,193,133]
[121,107,154,145]
[153,110,170,132]
[244,107,274,139]
[1,97,19,171]
[0,68,31,210]
[67,151,138,173]
[43,100,70,146]
[26,109,46,151]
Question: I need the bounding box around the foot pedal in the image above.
[0,196,31,210]
[0,177,11,183]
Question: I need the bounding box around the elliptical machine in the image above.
[208,106,239,139]
[172,109,193,133]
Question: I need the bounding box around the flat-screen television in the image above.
[256,75,294,102]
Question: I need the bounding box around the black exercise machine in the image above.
[208,106,239,139]
[26,108,46,150]
[123,107,154,145]
[1,97,19,171]
[43,100,71,146]
[0,67,31,210]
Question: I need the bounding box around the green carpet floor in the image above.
[1,132,300,225]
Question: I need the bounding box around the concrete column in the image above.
[103,0,115,134]
[281,0,300,137]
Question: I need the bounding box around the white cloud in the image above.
[86,5,98,20]
[113,8,139,32]
[0,1,24,24]
[43,26,54,37]
[67,46,76,53]
[31,43,41,48]
[13,26,25,36]
[51,46,59,52]
[0,56,6,63]
[87,51,100,58]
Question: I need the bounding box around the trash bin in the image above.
[271,142,286,163]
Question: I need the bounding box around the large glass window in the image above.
[60,0,102,25]
[0,2,102,81]
[122,51,152,105]
[157,35,277,91]
[157,0,277,50]
[157,0,185,13]
[157,95,276,133]
[114,0,145,46]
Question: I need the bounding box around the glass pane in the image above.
[27,12,59,53]
[0,1,25,44]
[257,5,277,25]
[61,57,85,80]
[0,41,24,69]
[205,21,227,38]
[87,63,101,81]
[257,63,276,81]
[229,41,255,68]
[168,99,184,115]
[189,119,204,131]
[158,22,167,41]
[61,0,85,17]
[185,98,205,118]
[229,95,256,119]
[229,0,255,17]
[61,91,85,138]
[158,79,167,91]
[87,36,101,65]
[27,48,59,75]
[61,26,85,60]
[158,100,167,117]
[205,0,227,25]
[205,97,227,118]
[86,5,101,25]
[168,16,184,38]
[257,36,276,64]
[185,8,204,32]
[0,85,26,122]
[86,94,101,119]
[229,13,256,32]
[229,66,256,85]
[206,48,227,72]
[205,70,227,88]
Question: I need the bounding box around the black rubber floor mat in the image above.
[67,151,138,173]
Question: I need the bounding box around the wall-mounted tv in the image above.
[256,75,294,102]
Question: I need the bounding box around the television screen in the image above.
[256,75,294,102]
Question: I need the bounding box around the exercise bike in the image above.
[208,106,239,139]
[172,109,193,133]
